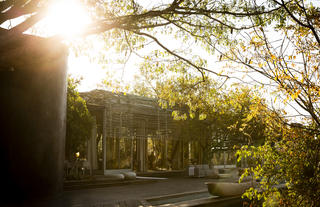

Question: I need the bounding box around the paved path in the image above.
[32,177,217,207]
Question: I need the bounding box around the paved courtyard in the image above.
[32,177,217,207]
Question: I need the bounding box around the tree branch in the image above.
[273,0,320,45]
[132,30,231,81]
[0,0,40,24]
[10,10,44,33]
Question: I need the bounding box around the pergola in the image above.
[80,89,238,175]
[81,90,186,175]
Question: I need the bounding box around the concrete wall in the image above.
[0,35,68,204]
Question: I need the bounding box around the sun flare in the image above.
[44,0,91,38]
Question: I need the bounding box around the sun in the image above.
[44,0,91,38]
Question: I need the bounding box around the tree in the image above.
[139,1,320,205]
[0,0,279,70]
[210,1,320,206]
[129,69,269,163]
[236,119,320,206]
[66,77,93,161]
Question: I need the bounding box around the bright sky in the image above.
[41,0,91,37]
[41,0,108,92]
[51,0,166,92]
[67,0,176,92]
[0,0,104,91]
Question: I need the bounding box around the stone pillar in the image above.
[88,116,98,175]
[178,140,182,169]
[102,107,107,174]
[223,151,226,168]
[0,35,67,204]
[181,140,185,169]
[165,112,168,169]
[164,139,168,169]
[118,112,122,168]
[129,114,134,170]
[137,120,146,172]
[107,103,113,169]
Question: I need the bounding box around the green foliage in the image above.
[114,1,320,203]
[237,122,320,206]
[66,77,94,160]
[132,65,269,153]
[218,1,320,206]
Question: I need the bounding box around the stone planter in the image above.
[206,181,257,197]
